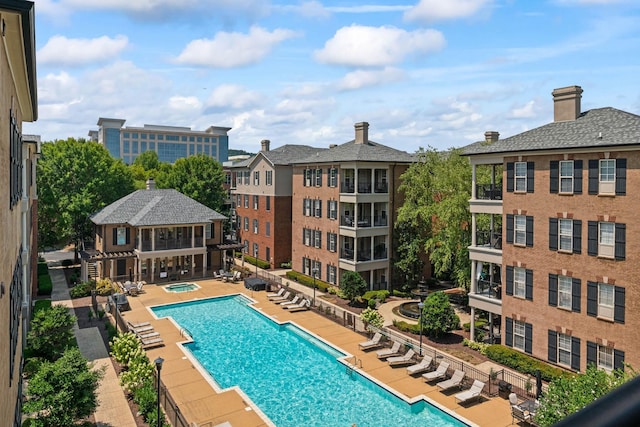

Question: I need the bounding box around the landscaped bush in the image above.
[37,262,48,276]
[392,289,412,298]
[285,271,330,292]
[33,299,52,314]
[110,332,146,367]
[280,261,291,268]
[26,304,76,361]
[485,345,573,382]
[37,274,52,296]
[69,281,93,298]
[360,307,384,328]
[243,254,271,270]
[462,338,490,355]
[392,319,421,335]
[95,278,115,296]
[462,319,487,331]
[363,290,390,304]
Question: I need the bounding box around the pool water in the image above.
[164,283,199,293]
[152,295,469,427]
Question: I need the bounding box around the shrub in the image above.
[243,254,271,269]
[110,332,146,367]
[421,292,459,338]
[285,271,330,292]
[33,299,52,314]
[105,321,118,342]
[120,356,154,394]
[392,289,412,298]
[360,307,384,328]
[38,274,52,296]
[280,261,291,268]
[462,338,490,355]
[462,319,487,332]
[362,290,390,304]
[392,319,421,335]
[367,299,377,309]
[37,262,48,276]
[69,282,93,298]
[26,304,76,361]
[485,345,572,382]
[340,271,367,301]
[95,278,115,296]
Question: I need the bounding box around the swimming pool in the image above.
[152,295,471,427]
[163,283,200,293]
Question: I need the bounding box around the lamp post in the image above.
[154,357,164,427]
[418,301,424,356]
[312,267,319,306]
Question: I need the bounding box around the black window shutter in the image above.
[506,162,514,192]
[525,323,533,354]
[549,218,558,251]
[548,274,558,306]
[548,330,557,362]
[615,158,626,195]
[574,160,583,194]
[572,278,581,313]
[614,286,625,324]
[525,269,533,301]
[586,341,597,367]
[505,317,513,347]
[614,349,625,371]
[113,228,117,245]
[615,223,626,260]
[505,266,514,296]
[588,159,598,194]
[526,216,534,247]
[126,228,130,245]
[571,337,581,371]
[587,221,598,256]
[327,202,330,218]
[526,162,534,193]
[573,219,582,254]
[550,160,559,193]
[318,200,322,218]
[506,214,514,244]
[587,281,598,317]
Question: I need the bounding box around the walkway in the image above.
[48,262,137,427]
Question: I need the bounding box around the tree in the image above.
[421,291,459,338]
[166,154,227,213]
[130,150,172,189]
[26,304,76,361]
[37,138,135,254]
[340,271,368,302]
[534,365,635,427]
[24,347,104,427]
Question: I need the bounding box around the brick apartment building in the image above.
[230,141,326,269]
[464,85,640,373]
[0,0,38,423]
[290,122,413,289]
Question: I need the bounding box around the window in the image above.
[328,200,337,220]
[558,219,573,251]
[314,230,321,248]
[557,276,572,309]
[329,168,338,187]
[315,168,322,186]
[303,199,312,216]
[116,227,127,245]
[302,257,311,275]
[589,158,626,195]
[244,171,250,185]
[253,195,259,210]
[253,219,259,234]
[266,222,271,237]
[314,199,322,217]
[253,243,259,258]
[243,240,248,253]
[514,215,526,245]
[304,168,312,186]
[598,345,614,371]
[513,320,526,351]
[560,161,574,193]
[548,330,580,370]
[327,233,337,252]
[205,223,212,239]
[327,265,337,284]
[244,217,249,231]
[266,170,273,185]
[598,283,614,320]
[236,195,241,207]
[515,162,527,192]
[513,267,526,298]
[587,281,625,323]
[312,260,321,278]
[587,221,625,260]
[266,196,271,211]
[303,228,311,246]
[244,195,249,208]
[254,171,260,185]
[549,218,581,254]
[558,333,572,366]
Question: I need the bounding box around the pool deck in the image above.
[121,278,517,427]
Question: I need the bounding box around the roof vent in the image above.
[146,177,156,190]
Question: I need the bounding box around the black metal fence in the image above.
[155,371,190,427]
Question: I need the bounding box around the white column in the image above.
[470,307,476,342]
[471,164,477,199]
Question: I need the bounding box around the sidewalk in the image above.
[48,263,137,427]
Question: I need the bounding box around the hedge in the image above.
[285,271,330,292]
[485,345,574,382]
[37,262,48,276]
[462,319,487,331]
[392,319,421,335]
[362,290,390,303]
[236,253,271,270]
[33,299,52,314]
[38,274,52,296]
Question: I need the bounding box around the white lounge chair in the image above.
[423,361,450,382]
[137,331,160,339]
[269,291,291,302]
[127,321,154,334]
[387,349,416,366]
[287,299,311,312]
[406,355,433,375]
[266,288,285,299]
[437,369,466,391]
[454,379,485,404]
[376,341,402,359]
[280,295,301,307]
[140,336,165,349]
[232,271,242,282]
[359,332,383,351]
[136,282,145,293]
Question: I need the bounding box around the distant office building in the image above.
[91,118,231,164]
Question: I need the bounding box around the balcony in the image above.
[475,279,502,300]
[374,181,388,193]
[341,248,354,260]
[357,182,372,193]
[373,246,387,260]
[140,237,204,252]
[476,184,502,200]
[373,215,387,227]
[476,231,502,250]
[341,181,355,193]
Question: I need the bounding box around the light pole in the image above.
[312,267,318,306]
[154,357,164,427]
[418,301,424,356]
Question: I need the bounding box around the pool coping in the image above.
[162,282,201,293]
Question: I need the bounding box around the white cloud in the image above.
[276,1,331,18]
[206,84,264,109]
[314,25,445,67]
[404,0,492,23]
[336,67,406,90]
[58,0,269,17]
[168,96,203,112]
[38,35,129,66]
[175,26,299,68]
[510,100,538,119]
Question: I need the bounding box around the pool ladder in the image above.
[180,327,193,339]
[346,356,362,377]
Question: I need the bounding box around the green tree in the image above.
[166,154,227,213]
[37,138,135,254]
[421,291,459,338]
[24,347,104,427]
[534,365,635,426]
[340,271,368,302]
[26,304,76,361]
[130,150,172,189]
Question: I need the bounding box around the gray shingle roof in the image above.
[90,189,226,226]
[262,144,327,165]
[463,108,640,156]
[292,140,414,164]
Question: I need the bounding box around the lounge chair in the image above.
[387,349,416,366]
[454,379,485,404]
[213,270,222,279]
[136,282,145,293]
[128,321,151,328]
[127,321,154,334]
[140,336,165,349]
[274,293,297,305]
[137,331,160,339]
[359,332,383,351]
[376,341,402,359]
[437,369,466,391]
[423,361,450,382]
[266,288,285,299]
[287,299,311,312]
[269,291,291,302]
[280,295,301,307]
[232,271,242,282]
[406,355,433,375]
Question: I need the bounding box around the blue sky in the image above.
[24,0,640,154]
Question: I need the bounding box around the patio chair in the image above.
[376,341,402,359]
[280,295,301,307]
[136,282,145,293]
[511,405,531,425]
[267,288,285,299]
[358,332,383,351]
[437,369,466,392]
[232,271,242,282]
[137,330,160,339]
[454,379,485,404]
[127,321,154,334]
[387,349,416,366]
[269,291,291,302]
[422,361,450,382]
[140,336,165,349]
[406,355,433,375]
[286,299,311,312]
[213,270,221,279]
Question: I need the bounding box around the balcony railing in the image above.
[373,248,387,260]
[475,279,502,300]
[341,182,355,193]
[476,184,502,200]
[373,216,388,227]
[357,250,372,262]
[476,231,502,249]
[141,237,204,252]
[374,182,388,193]
[340,248,354,260]
[358,182,372,193]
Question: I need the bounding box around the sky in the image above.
[24,0,640,154]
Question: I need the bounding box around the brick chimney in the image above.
[261,139,270,152]
[552,85,583,122]
[146,177,156,190]
[484,131,499,143]
[354,122,369,144]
